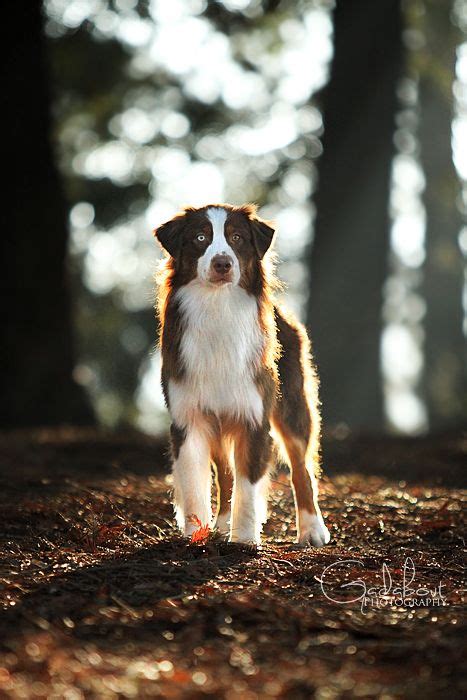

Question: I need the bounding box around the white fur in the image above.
[297,509,330,547]
[230,474,269,544]
[214,511,230,536]
[172,421,212,536]
[197,207,241,285]
[168,282,264,427]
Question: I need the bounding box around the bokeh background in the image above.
[3,0,466,437]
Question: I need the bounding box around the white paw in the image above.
[182,520,199,538]
[182,515,211,538]
[229,526,260,545]
[297,510,331,547]
[214,512,230,537]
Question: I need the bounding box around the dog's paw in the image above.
[182,514,211,539]
[297,510,331,548]
[229,527,260,546]
[214,512,230,538]
[228,540,259,555]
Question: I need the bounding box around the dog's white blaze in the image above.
[230,474,269,544]
[197,207,241,284]
[168,282,264,426]
[172,422,212,535]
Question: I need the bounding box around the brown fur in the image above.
[211,441,234,521]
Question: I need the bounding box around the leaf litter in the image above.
[0,428,465,698]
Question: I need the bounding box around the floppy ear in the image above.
[153,215,185,258]
[250,217,275,259]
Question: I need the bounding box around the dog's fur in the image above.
[154,203,330,546]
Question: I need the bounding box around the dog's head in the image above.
[154,204,275,288]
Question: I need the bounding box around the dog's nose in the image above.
[212,255,233,274]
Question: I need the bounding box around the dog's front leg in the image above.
[171,423,212,537]
[230,424,272,545]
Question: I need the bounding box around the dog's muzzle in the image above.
[209,254,234,283]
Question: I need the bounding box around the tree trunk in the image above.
[306,0,403,432]
[0,1,94,427]
[418,0,466,429]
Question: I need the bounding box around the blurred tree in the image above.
[38,0,464,435]
[417,0,466,427]
[47,18,154,429]
[307,0,403,432]
[42,0,321,430]
[0,0,93,427]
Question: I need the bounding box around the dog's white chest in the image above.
[168,283,264,426]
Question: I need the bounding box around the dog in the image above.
[154,203,330,547]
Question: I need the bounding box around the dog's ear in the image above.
[250,216,275,259]
[153,214,185,258]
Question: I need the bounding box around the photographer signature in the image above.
[318,557,448,612]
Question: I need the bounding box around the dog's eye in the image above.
[231,234,241,242]
[196,234,206,242]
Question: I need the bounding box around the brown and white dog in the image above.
[154,203,330,547]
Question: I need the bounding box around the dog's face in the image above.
[154,204,275,288]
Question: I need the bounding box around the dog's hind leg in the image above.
[275,423,330,547]
[273,307,330,547]
[211,442,233,536]
[229,423,272,545]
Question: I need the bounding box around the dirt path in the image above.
[0,429,465,698]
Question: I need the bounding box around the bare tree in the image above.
[1,1,93,427]
[418,0,466,429]
[307,0,403,432]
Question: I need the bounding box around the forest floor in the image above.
[0,428,465,699]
